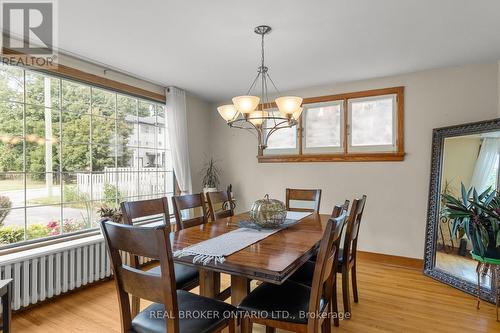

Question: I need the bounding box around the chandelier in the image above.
[217,25,303,154]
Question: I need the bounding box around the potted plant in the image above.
[442,183,500,258]
[201,158,220,195]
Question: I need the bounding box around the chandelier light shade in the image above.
[217,104,239,122]
[232,95,260,114]
[217,25,303,154]
[248,110,267,126]
[275,96,303,117]
[292,107,304,120]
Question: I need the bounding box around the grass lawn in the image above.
[26,196,90,208]
[0,178,46,191]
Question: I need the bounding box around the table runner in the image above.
[173,211,311,265]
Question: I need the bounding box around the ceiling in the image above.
[58,0,500,102]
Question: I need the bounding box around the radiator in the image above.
[0,234,152,311]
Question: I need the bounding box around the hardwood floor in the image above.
[11,257,499,332]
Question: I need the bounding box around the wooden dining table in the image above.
[172,212,330,306]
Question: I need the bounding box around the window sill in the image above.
[257,152,405,163]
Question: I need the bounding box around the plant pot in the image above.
[485,232,500,259]
[203,187,218,197]
[471,225,500,259]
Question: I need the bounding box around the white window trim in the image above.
[347,94,397,153]
[303,100,344,154]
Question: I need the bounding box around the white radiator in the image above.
[0,234,151,311]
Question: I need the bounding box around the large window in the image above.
[261,87,404,162]
[0,64,174,249]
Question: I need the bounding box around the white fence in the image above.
[76,167,174,201]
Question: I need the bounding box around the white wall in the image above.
[208,62,499,259]
[186,92,213,192]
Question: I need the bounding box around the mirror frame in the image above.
[424,118,500,303]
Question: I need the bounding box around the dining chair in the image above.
[287,200,350,327]
[339,195,366,315]
[288,196,366,319]
[206,191,234,221]
[172,193,209,230]
[120,198,199,315]
[100,220,237,333]
[238,206,348,333]
[286,188,322,213]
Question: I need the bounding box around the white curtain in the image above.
[166,87,192,194]
[470,138,500,193]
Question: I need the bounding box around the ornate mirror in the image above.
[424,118,500,303]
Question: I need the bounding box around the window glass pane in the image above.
[0,65,24,102]
[265,111,297,150]
[26,173,61,206]
[305,103,342,149]
[139,170,158,197]
[117,94,137,119]
[92,145,116,172]
[0,207,24,245]
[92,87,115,117]
[0,102,23,137]
[117,173,138,198]
[139,100,155,118]
[0,139,23,172]
[267,126,296,149]
[92,115,116,146]
[62,202,91,234]
[62,80,91,114]
[61,144,91,172]
[62,113,90,144]
[27,205,60,240]
[25,71,60,108]
[26,106,60,143]
[0,173,25,208]
[62,173,90,202]
[350,96,394,146]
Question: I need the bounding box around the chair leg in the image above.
[321,317,331,333]
[241,317,252,333]
[342,267,351,316]
[227,318,236,333]
[332,279,340,327]
[352,263,359,303]
[265,327,276,333]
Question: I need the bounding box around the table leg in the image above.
[2,283,12,333]
[231,275,250,306]
[199,269,221,298]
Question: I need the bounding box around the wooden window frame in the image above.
[258,86,405,163]
[1,47,166,103]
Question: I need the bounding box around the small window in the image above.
[258,86,404,162]
[348,94,396,152]
[303,101,343,154]
[264,110,298,155]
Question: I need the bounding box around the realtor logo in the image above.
[1,0,56,55]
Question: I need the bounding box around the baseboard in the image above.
[357,251,423,270]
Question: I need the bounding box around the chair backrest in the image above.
[206,191,234,220]
[342,195,367,266]
[172,193,209,230]
[307,204,348,332]
[120,198,171,270]
[100,219,179,333]
[120,197,170,227]
[285,188,322,213]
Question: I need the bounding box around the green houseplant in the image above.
[201,158,220,194]
[442,183,500,258]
